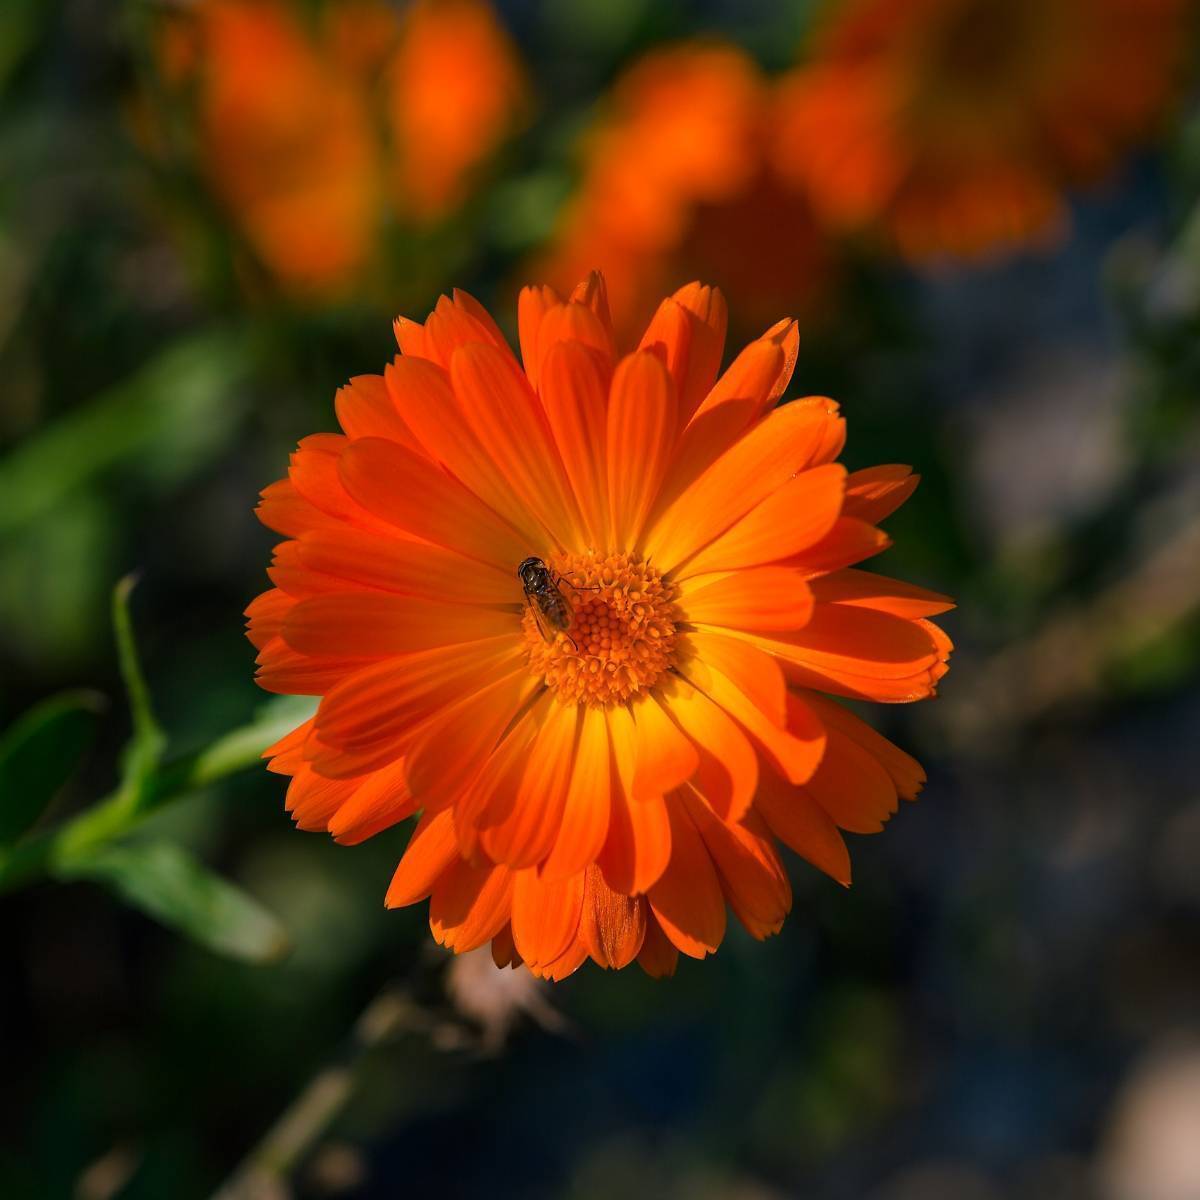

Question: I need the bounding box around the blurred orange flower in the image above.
[387,0,528,220]
[248,274,953,979]
[152,0,526,297]
[535,43,831,341]
[773,0,1191,261]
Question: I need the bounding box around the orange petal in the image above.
[659,675,757,822]
[753,763,851,886]
[539,340,610,547]
[679,567,815,632]
[490,922,521,968]
[393,315,429,358]
[454,694,547,861]
[805,692,926,800]
[606,350,677,550]
[288,435,392,532]
[420,292,520,372]
[809,568,955,619]
[680,637,825,786]
[726,604,948,690]
[631,692,700,800]
[256,479,342,539]
[384,356,540,545]
[654,388,771,526]
[648,796,726,959]
[451,289,518,361]
[689,335,786,430]
[597,704,672,894]
[636,297,691,422]
[805,723,899,834]
[296,527,515,605]
[329,760,415,845]
[385,807,460,908]
[597,787,671,896]
[684,794,791,938]
[541,705,611,880]
[637,289,727,429]
[286,767,358,831]
[268,541,346,597]
[282,591,513,657]
[789,517,891,576]
[430,859,514,953]
[312,638,522,767]
[246,588,293,650]
[335,374,421,450]
[517,283,564,390]
[579,865,647,969]
[402,669,539,812]
[676,464,846,578]
[644,398,845,572]
[263,716,313,771]
[842,465,918,524]
[450,342,584,551]
[568,271,616,341]
[255,640,376,697]
[478,699,578,869]
[672,319,797,492]
[338,436,530,569]
[535,301,616,386]
[637,912,679,978]
[683,629,785,725]
[666,282,728,423]
[529,935,589,981]
[511,867,585,967]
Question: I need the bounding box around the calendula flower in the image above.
[385,0,529,220]
[535,43,831,340]
[156,0,387,296]
[248,274,953,979]
[773,0,1190,261]
[149,0,525,297]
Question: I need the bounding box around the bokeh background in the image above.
[3,1,1200,1197]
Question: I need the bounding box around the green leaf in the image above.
[182,695,319,790]
[112,575,167,807]
[0,690,106,846]
[60,842,291,963]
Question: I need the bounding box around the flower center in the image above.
[521,551,681,706]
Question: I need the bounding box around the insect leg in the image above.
[555,571,601,593]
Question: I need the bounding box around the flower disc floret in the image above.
[521,551,680,706]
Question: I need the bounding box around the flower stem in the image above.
[0,701,307,895]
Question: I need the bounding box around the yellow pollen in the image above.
[521,551,681,707]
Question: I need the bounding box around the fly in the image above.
[517,556,573,642]
[517,557,599,650]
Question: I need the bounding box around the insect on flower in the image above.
[518,556,600,650]
[517,556,573,641]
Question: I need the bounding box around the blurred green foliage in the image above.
[1,2,1199,1199]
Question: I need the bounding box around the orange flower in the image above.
[386,0,529,220]
[248,274,953,979]
[535,43,831,340]
[151,0,525,296]
[164,0,387,295]
[773,0,1191,261]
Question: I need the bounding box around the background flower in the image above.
[533,43,832,340]
[144,0,527,299]
[774,0,1193,260]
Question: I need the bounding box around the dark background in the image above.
[2,2,1199,1198]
